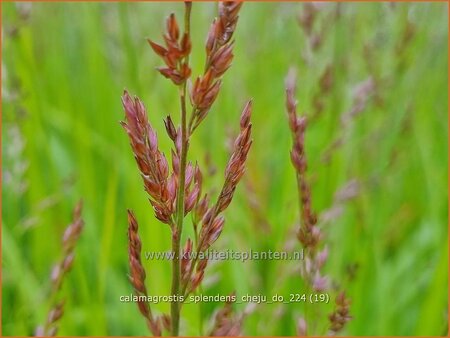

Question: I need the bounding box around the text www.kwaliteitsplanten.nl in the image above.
[143,249,304,262]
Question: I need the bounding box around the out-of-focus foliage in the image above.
[2,2,448,336]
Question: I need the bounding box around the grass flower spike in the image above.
[35,201,84,337]
[121,2,249,336]
[285,69,351,335]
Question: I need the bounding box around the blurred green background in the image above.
[2,2,448,336]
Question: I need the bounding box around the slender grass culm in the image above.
[285,70,351,336]
[121,2,251,336]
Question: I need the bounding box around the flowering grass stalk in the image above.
[285,70,351,335]
[35,201,84,336]
[127,211,162,336]
[121,2,250,335]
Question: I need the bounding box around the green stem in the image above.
[295,172,310,333]
[171,2,192,336]
[197,285,204,335]
[181,177,227,298]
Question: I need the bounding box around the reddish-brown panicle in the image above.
[127,210,162,336]
[148,13,192,85]
[121,91,176,225]
[328,292,352,334]
[189,2,243,134]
